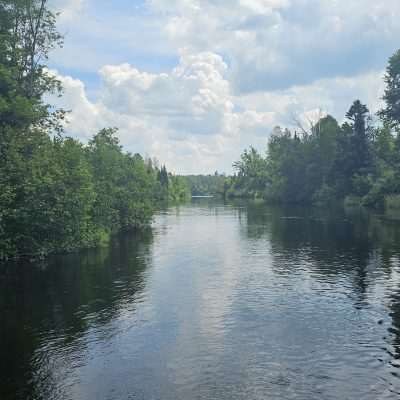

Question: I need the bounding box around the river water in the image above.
[2,199,400,399]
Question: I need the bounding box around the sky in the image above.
[48,0,400,174]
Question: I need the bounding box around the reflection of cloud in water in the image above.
[149,205,245,389]
[4,202,400,399]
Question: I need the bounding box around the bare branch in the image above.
[290,112,309,137]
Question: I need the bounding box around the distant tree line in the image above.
[228,50,400,209]
[184,173,227,197]
[0,0,189,260]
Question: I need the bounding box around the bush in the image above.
[385,195,400,210]
[344,195,362,207]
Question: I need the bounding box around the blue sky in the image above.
[49,0,399,174]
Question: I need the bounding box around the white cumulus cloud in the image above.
[48,0,394,173]
[51,56,385,174]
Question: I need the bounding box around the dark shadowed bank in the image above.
[0,1,189,260]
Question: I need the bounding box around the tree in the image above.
[0,0,63,130]
[228,50,400,208]
[0,0,65,258]
[347,100,371,170]
[168,175,190,202]
[0,1,189,260]
[184,174,226,197]
[87,128,157,234]
[233,147,268,198]
[379,49,400,130]
[158,165,169,188]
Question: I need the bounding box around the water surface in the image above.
[2,200,400,399]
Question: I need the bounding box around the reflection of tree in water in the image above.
[0,230,153,400]
[372,214,400,362]
[387,287,400,363]
[242,202,400,306]
[385,283,400,397]
[244,201,400,370]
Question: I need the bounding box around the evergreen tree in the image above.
[379,49,400,130]
[345,100,371,173]
[159,165,169,188]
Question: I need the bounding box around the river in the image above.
[2,199,400,399]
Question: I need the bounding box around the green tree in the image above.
[0,1,190,260]
[232,146,268,198]
[168,175,190,202]
[0,0,63,130]
[0,131,97,257]
[184,174,226,197]
[87,128,156,234]
[229,49,400,209]
[158,165,169,188]
[379,49,400,130]
[345,100,371,173]
[331,101,372,197]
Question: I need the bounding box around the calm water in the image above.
[3,200,400,399]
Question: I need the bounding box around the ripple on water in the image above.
[3,202,400,399]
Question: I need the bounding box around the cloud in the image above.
[50,51,279,173]
[47,0,395,173]
[237,69,385,126]
[51,0,400,92]
[52,0,85,21]
[54,74,101,139]
[98,51,233,136]
[148,0,399,93]
[51,52,385,174]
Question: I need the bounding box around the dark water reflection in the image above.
[2,200,400,399]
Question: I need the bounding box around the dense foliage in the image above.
[0,1,189,260]
[184,173,227,197]
[3,1,400,258]
[229,50,400,209]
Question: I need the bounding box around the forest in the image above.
[184,173,227,197]
[228,49,400,209]
[0,0,189,260]
[2,0,400,261]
